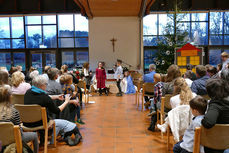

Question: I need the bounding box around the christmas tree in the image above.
[154,1,189,74]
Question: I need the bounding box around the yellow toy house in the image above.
[175,43,203,74]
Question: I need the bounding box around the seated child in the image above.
[60,74,85,124]
[120,69,136,94]
[173,96,207,153]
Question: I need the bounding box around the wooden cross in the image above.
[110,37,117,52]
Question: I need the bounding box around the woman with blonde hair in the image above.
[170,77,196,109]
[11,71,31,94]
[0,86,39,153]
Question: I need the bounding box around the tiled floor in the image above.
[45,94,171,153]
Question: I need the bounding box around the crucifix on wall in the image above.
[110,37,117,52]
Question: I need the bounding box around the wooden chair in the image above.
[77,80,89,104]
[156,94,172,125]
[11,94,24,105]
[0,122,22,153]
[156,94,172,139]
[141,82,155,111]
[15,104,56,153]
[193,124,229,153]
[130,72,143,105]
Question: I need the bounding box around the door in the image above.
[31,50,56,73]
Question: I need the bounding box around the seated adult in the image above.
[201,78,229,153]
[24,75,82,146]
[191,65,210,95]
[46,68,62,95]
[11,71,31,94]
[170,77,196,109]
[46,68,80,122]
[143,64,156,83]
[0,86,39,153]
[207,65,218,78]
[143,64,157,105]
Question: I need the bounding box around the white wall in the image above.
[89,17,141,71]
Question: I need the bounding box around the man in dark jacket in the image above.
[191,65,210,95]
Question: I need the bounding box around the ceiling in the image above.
[74,0,155,18]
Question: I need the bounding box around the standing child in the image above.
[96,62,108,96]
[173,96,207,153]
[60,74,85,124]
[114,60,123,96]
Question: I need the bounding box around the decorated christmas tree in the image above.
[154,2,189,74]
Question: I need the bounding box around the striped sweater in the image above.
[0,105,21,125]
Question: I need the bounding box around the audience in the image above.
[24,75,82,146]
[60,74,84,124]
[11,71,31,94]
[157,77,196,132]
[173,96,207,153]
[191,65,209,95]
[0,86,39,153]
[201,78,229,153]
[1,61,229,152]
[148,64,181,131]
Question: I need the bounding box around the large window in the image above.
[143,11,229,70]
[62,51,89,70]
[0,17,25,49]
[0,14,89,71]
[58,14,89,48]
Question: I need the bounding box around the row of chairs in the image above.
[157,94,229,152]
[1,80,89,153]
[0,105,54,153]
[10,80,90,106]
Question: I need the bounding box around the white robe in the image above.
[167,105,193,142]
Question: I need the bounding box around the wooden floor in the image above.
[44,94,171,153]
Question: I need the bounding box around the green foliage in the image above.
[155,12,189,74]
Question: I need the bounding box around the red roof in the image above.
[177,43,201,52]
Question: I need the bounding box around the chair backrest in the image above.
[164,94,172,110]
[77,80,86,89]
[143,82,155,93]
[193,124,229,153]
[0,122,22,153]
[0,122,15,146]
[11,94,24,105]
[14,104,43,123]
